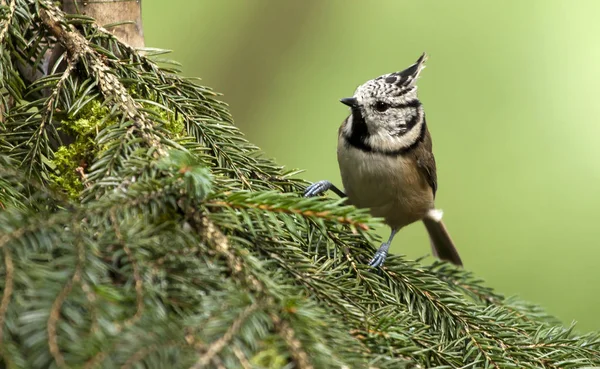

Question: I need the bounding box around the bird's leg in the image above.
[368,229,398,268]
[303,180,346,198]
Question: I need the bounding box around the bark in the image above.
[62,0,144,48]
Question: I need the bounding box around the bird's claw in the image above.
[368,243,390,268]
[304,180,332,197]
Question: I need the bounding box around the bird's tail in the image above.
[422,209,463,266]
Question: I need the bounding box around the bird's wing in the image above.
[412,123,437,197]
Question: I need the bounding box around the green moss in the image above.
[49,100,114,199]
[142,101,185,137]
[159,109,185,136]
[49,96,186,199]
[49,144,87,199]
[250,342,288,369]
[61,100,111,136]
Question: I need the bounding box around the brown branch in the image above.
[188,209,272,298]
[464,326,501,369]
[120,340,182,369]
[76,166,91,189]
[121,344,159,369]
[0,228,24,362]
[427,266,537,326]
[186,208,255,286]
[191,302,260,369]
[110,210,144,330]
[270,314,314,369]
[38,55,77,137]
[0,0,15,45]
[185,204,322,369]
[85,204,252,369]
[232,345,252,369]
[326,231,381,299]
[47,237,85,368]
[385,267,526,367]
[0,228,24,249]
[208,200,370,231]
[0,246,14,354]
[24,56,78,172]
[84,346,110,369]
[80,280,99,337]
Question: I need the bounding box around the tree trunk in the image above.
[61,0,144,48]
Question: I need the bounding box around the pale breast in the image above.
[337,137,434,229]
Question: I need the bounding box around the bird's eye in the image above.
[374,101,390,112]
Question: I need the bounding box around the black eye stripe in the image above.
[390,100,422,109]
[372,100,421,109]
[372,99,421,112]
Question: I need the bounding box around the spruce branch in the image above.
[109,209,144,330]
[0,245,13,352]
[25,53,75,177]
[191,302,261,369]
[0,0,15,45]
[39,3,167,158]
[270,313,313,369]
[47,230,84,368]
[208,191,375,232]
[1,2,600,368]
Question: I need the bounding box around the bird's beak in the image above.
[340,97,358,108]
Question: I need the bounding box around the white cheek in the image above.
[366,110,424,152]
[400,109,414,124]
[390,110,406,125]
[371,109,406,135]
[364,108,382,131]
[343,114,353,136]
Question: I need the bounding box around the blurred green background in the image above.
[144,1,600,331]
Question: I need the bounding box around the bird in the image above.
[303,53,462,268]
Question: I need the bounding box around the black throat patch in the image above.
[345,107,370,150]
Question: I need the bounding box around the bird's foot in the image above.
[368,243,390,268]
[304,180,333,197]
